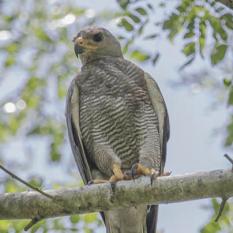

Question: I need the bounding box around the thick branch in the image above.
[0,169,232,220]
[216,0,233,9]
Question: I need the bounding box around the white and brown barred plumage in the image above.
[66,27,169,233]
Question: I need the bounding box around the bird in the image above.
[66,26,170,233]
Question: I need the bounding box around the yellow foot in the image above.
[88,163,125,185]
[131,163,158,178]
[131,163,172,185]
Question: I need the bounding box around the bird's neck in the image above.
[80,53,123,66]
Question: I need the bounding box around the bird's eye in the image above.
[92,32,103,42]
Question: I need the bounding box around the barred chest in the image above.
[77,58,151,105]
[76,58,159,170]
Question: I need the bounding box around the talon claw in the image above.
[110,182,116,192]
[150,170,159,185]
[163,171,172,176]
[123,171,132,180]
[150,173,156,185]
[88,180,94,185]
[150,175,154,186]
[131,164,138,180]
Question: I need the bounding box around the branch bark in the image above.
[216,0,233,9]
[0,169,233,220]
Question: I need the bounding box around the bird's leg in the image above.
[131,163,159,179]
[109,163,124,183]
[131,163,171,185]
[88,163,124,185]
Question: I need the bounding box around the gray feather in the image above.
[144,73,169,172]
[66,79,92,184]
[144,73,170,233]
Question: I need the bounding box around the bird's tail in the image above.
[103,205,158,233]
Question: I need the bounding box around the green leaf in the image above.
[4,55,15,67]
[28,177,43,187]
[58,81,66,98]
[117,0,130,9]
[34,27,52,42]
[119,18,134,31]
[135,7,147,16]
[9,117,20,134]
[70,215,80,224]
[130,50,150,62]
[83,213,98,223]
[127,13,141,23]
[223,78,232,87]
[208,16,228,41]
[26,77,45,90]
[6,43,18,53]
[163,13,182,41]
[221,13,233,30]
[225,117,233,146]
[199,21,206,56]
[163,13,179,30]
[210,44,227,65]
[228,86,233,105]
[183,31,195,39]
[182,42,195,56]
[0,220,11,232]
[31,219,47,233]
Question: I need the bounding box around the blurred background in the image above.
[0,0,232,232]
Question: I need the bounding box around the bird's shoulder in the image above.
[72,58,150,95]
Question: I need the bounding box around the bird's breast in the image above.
[78,60,158,170]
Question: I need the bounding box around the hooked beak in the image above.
[73,35,98,58]
[73,36,85,57]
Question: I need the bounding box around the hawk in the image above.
[66,27,170,233]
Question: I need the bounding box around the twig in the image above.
[215,197,228,222]
[214,154,233,222]
[24,216,42,231]
[0,163,54,199]
[224,154,233,170]
[0,163,78,231]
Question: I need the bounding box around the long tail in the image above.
[102,205,158,233]
[146,205,159,233]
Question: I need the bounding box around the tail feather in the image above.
[146,205,159,233]
[105,205,147,233]
[103,204,158,233]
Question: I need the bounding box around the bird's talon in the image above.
[131,164,139,180]
[161,171,172,176]
[150,171,159,185]
[110,182,116,192]
[88,180,94,185]
[112,163,124,181]
[123,171,132,180]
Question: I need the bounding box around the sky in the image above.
[0,0,231,233]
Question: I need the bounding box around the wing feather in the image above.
[144,73,170,233]
[144,72,170,172]
[65,79,92,184]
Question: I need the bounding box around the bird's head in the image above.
[73,27,123,65]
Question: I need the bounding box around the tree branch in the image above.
[0,169,232,220]
[216,0,233,9]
